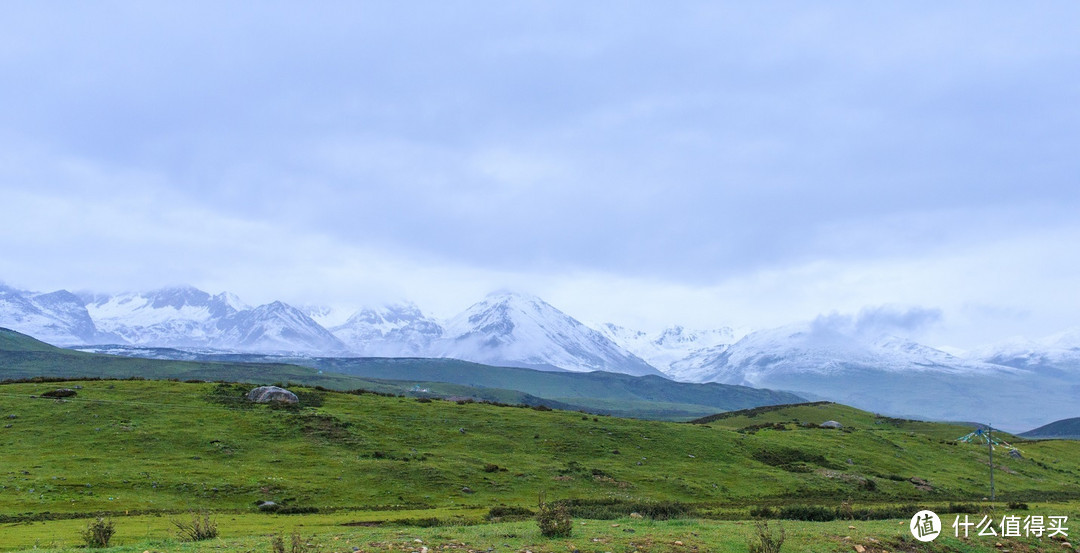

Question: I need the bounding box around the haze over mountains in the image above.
[1,282,1078,430]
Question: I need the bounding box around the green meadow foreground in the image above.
[3,379,1080,552]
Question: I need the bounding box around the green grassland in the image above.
[7,510,1080,553]
[4,328,1080,552]
[3,378,1080,551]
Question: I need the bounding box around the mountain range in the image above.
[1,282,1077,430]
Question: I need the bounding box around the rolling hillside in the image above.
[1021,417,1080,440]
[3,378,1080,521]
[2,328,801,419]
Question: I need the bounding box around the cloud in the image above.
[1,3,1079,349]
[810,306,942,339]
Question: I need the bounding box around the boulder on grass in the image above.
[246,386,299,404]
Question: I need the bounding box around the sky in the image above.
[1,2,1079,350]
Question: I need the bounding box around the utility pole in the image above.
[987,424,995,501]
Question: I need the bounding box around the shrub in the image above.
[747,520,785,553]
[81,517,115,548]
[536,492,572,538]
[484,463,501,473]
[778,505,835,522]
[486,506,534,521]
[1008,501,1030,510]
[272,532,319,553]
[558,498,694,520]
[173,512,219,541]
[749,505,776,519]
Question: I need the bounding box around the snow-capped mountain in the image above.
[437,292,663,376]
[598,323,742,376]
[677,321,1077,431]
[330,302,443,356]
[215,301,346,353]
[967,327,1080,374]
[0,284,114,345]
[83,287,345,353]
[86,286,247,347]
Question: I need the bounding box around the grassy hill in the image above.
[1021,417,1080,439]
[691,401,988,441]
[61,333,808,419]
[3,378,1079,519]
[6,328,1080,552]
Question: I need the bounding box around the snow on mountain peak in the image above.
[597,322,742,377]
[439,292,661,375]
[330,301,442,356]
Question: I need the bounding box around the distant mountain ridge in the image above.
[0,285,664,376]
[1020,417,1080,440]
[674,321,1079,431]
[2,281,1079,430]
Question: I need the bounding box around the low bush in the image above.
[486,506,534,521]
[537,493,572,537]
[749,505,776,519]
[172,512,219,541]
[81,517,115,548]
[778,505,835,522]
[747,520,785,553]
[559,498,694,520]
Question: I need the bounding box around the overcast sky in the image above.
[2,2,1078,349]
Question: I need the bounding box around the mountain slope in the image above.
[969,327,1080,377]
[599,323,741,378]
[437,292,662,376]
[216,301,347,353]
[677,322,1077,431]
[330,302,443,356]
[86,286,245,347]
[1020,417,1080,440]
[0,285,111,345]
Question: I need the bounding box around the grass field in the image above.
[4,326,1080,553]
[2,378,1080,551]
[5,508,1080,552]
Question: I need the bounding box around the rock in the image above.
[6,414,15,419]
[848,525,856,529]
[461,486,474,494]
[847,458,854,465]
[673,541,684,546]
[854,545,866,553]
[257,501,278,511]
[42,389,77,398]
[820,420,843,429]
[909,477,933,491]
[630,512,643,519]
[459,428,467,434]
[246,386,298,404]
